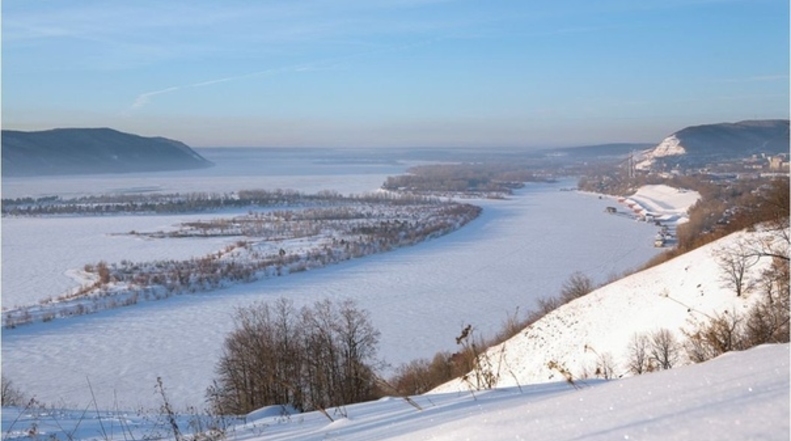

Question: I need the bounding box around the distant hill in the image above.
[2,128,214,177]
[636,119,790,170]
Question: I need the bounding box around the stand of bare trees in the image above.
[207,298,381,415]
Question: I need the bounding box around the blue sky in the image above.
[2,0,789,148]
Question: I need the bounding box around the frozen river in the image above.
[1,148,662,409]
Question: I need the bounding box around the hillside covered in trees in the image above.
[1,128,214,176]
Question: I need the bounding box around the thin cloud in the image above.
[717,74,789,83]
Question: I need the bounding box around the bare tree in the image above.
[96,261,112,284]
[300,302,339,411]
[650,328,680,370]
[716,239,759,297]
[333,299,381,405]
[594,351,616,380]
[627,333,653,375]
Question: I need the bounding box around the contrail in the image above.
[131,86,181,109]
[130,68,282,110]
[129,36,445,111]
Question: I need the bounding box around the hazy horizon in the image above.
[1,126,660,150]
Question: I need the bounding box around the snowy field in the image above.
[2,149,665,409]
[3,344,787,441]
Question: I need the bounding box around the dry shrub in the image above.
[455,325,500,391]
[560,272,594,303]
[390,352,460,396]
[1,376,26,406]
[684,310,747,363]
[389,324,515,396]
[490,308,531,348]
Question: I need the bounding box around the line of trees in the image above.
[382,163,554,195]
[1,188,444,216]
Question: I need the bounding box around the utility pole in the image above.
[626,151,636,179]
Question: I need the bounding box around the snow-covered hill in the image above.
[433,226,782,393]
[635,119,789,170]
[635,134,686,170]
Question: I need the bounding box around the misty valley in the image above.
[1,133,788,440]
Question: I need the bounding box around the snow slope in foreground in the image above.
[434,227,780,393]
[3,344,788,441]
